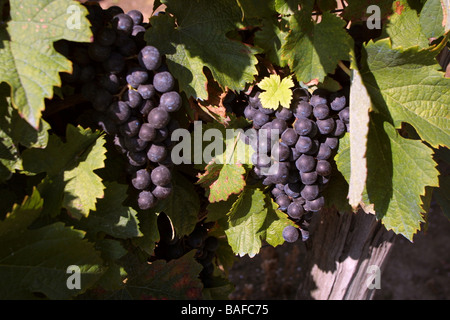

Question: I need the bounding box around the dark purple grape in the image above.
[249,92,263,108]
[153,127,169,143]
[153,71,175,93]
[147,108,170,129]
[294,101,312,118]
[295,154,316,173]
[127,9,143,25]
[284,183,302,198]
[152,184,172,200]
[339,107,350,123]
[137,84,155,100]
[120,116,141,137]
[132,169,151,190]
[271,187,285,198]
[132,24,146,37]
[108,101,131,124]
[128,151,147,167]
[275,107,293,121]
[160,91,182,112]
[271,142,290,162]
[309,94,327,107]
[295,136,313,154]
[147,143,167,163]
[281,128,298,146]
[316,160,332,176]
[122,89,142,109]
[138,46,162,71]
[316,118,335,135]
[126,67,149,88]
[287,201,304,219]
[271,119,287,133]
[300,184,319,201]
[333,119,346,137]
[139,99,155,117]
[306,196,325,212]
[300,171,317,185]
[276,194,291,211]
[268,162,290,184]
[124,136,148,152]
[294,118,316,136]
[244,105,256,120]
[330,93,346,111]
[282,226,299,243]
[253,111,270,128]
[316,143,332,160]
[313,104,330,120]
[289,147,301,161]
[138,190,156,210]
[151,165,171,186]
[324,137,339,150]
[112,13,134,35]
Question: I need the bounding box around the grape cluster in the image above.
[244,88,349,243]
[154,216,220,287]
[58,4,182,210]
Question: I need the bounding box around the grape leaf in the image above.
[22,125,106,218]
[145,0,259,100]
[336,115,440,241]
[258,74,294,110]
[360,38,450,148]
[112,251,203,300]
[206,194,239,222]
[420,0,445,39]
[282,11,353,84]
[386,0,429,49]
[224,187,294,257]
[133,210,160,256]
[0,189,104,299]
[254,17,289,67]
[75,182,143,239]
[0,0,92,128]
[197,162,246,203]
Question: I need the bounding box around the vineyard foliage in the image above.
[0,0,448,299]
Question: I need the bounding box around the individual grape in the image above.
[138,190,156,210]
[252,110,270,128]
[294,100,313,118]
[187,229,205,248]
[122,89,142,109]
[151,165,171,186]
[153,71,175,93]
[147,143,167,163]
[268,162,290,184]
[289,147,301,162]
[276,194,291,211]
[112,13,134,35]
[316,143,332,160]
[160,91,182,112]
[251,152,271,168]
[244,105,256,120]
[295,136,313,154]
[294,118,316,136]
[124,136,148,152]
[316,160,332,176]
[287,169,300,184]
[139,99,155,117]
[330,93,347,111]
[324,137,339,150]
[272,187,285,198]
[108,101,131,124]
[128,151,147,167]
[132,24,146,37]
[300,171,317,185]
[152,184,172,200]
[287,201,304,219]
[333,119,346,137]
[300,184,319,201]
[137,84,155,100]
[282,226,299,243]
[284,183,302,198]
[316,118,335,135]
[120,116,141,137]
[313,104,330,120]
[126,67,149,88]
[295,154,316,173]
[105,5,124,20]
[275,107,293,121]
[132,169,151,190]
[281,128,298,146]
[249,92,263,109]
[271,142,290,162]
[306,196,325,212]
[309,94,327,107]
[147,107,170,129]
[271,119,287,133]
[127,9,143,25]
[138,46,162,71]
[339,107,350,123]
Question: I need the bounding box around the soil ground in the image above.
[88,0,450,300]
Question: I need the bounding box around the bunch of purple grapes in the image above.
[244,88,349,243]
[58,4,181,210]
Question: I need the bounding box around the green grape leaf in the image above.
[197,162,246,203]
[360,38,450,148]
[133,210,160,256]
[206,194,239,222]
[254,17,289,67]
[112,251,203,300]
[282,12,352,84]
[336,116,440,241]
[0,0,92,128]
[420,0,445,39]
[75,182,142,239]
[386,0,429,49]
[258,74,294,110]
[145,0,259,100]
[224,187,295,257]
[0,189,104,299]
[236,0,275,20]
[22,125,106,218]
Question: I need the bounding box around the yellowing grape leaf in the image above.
[258,74,294,110]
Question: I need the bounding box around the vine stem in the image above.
[338,61,351,77]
